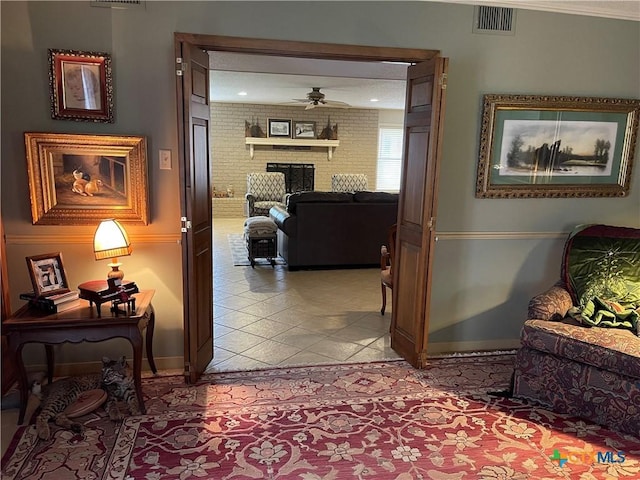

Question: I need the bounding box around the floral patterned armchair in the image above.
[513,224,640,437]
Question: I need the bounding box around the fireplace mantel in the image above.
[245,137,340,160]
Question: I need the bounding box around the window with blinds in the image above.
[376,126,403,191]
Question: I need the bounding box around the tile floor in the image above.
[1,216,398,456]
[207,216,399,372]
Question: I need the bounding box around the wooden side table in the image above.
[3,290,157,424]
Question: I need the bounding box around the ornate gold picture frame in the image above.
[476,94,640,198]
[25,133,149,225]
[48,49,114,123]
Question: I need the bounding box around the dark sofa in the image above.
[269,191,398,270]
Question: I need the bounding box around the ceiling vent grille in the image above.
[473,6,516,35]
[91,0,145,9]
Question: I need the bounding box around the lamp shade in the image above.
[93,219,132,260]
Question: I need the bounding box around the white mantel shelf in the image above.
[245,137,340,160]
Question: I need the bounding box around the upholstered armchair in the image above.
[513,224,640,437]
[246,172,287,217]
[331,174,368,193]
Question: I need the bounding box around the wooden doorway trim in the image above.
[174,33,439,63]
[1,215,18,395]
[175,33,442,381]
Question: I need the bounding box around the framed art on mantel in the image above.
[24,133,149,225]
[268,119,292,138]
[293,121,317,139]
[48,48,114,123]
[475,94,640,198]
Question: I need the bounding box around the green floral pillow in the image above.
[563,225,640,306]
[562,224,640,334]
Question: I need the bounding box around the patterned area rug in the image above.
[2,356,639,479]
[228,233,286,266]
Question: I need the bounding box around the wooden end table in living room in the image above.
[3,289,157,425]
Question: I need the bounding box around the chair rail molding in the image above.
[435,231,568,241]
[6,233,181,245]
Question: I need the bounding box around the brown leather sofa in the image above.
[269,191,398,270]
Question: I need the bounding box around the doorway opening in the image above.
[176,33,445,381]
[207,51,408,371]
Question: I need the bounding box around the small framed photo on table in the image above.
[26,252,70,297]
[268,119,292,138]
[48,48,114,123]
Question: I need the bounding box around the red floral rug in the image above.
[2,355,639,479]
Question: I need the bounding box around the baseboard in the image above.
[428,339,521,355]
[22,343,520,377]
[25,355,185,377]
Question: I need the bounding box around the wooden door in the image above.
[390,57,448,368]
[176,43,213,383]
[174,34,445,376]
[1,216,17,395]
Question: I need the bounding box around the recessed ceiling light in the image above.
[238,91,247,96]
[370,98,379,102]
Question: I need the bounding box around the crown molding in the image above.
[429,0,640,22]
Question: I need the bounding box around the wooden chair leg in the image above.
[381,283,387,315]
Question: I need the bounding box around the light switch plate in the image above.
[159,149,171,170]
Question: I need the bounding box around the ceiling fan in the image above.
[292,87,351,110]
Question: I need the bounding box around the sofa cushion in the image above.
[353,191,399,203]
[286,191,353,214]
[521,319,640,379]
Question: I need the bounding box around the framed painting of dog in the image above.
[24,133,149,225]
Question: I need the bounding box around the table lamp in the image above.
[93,219,132,281]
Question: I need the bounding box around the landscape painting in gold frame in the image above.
[475,94,640,198]
[25,133,149,225]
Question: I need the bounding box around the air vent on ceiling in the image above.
[91,0,145,9]
[473,6,516,35]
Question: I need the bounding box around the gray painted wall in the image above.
[2,2,639,367]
